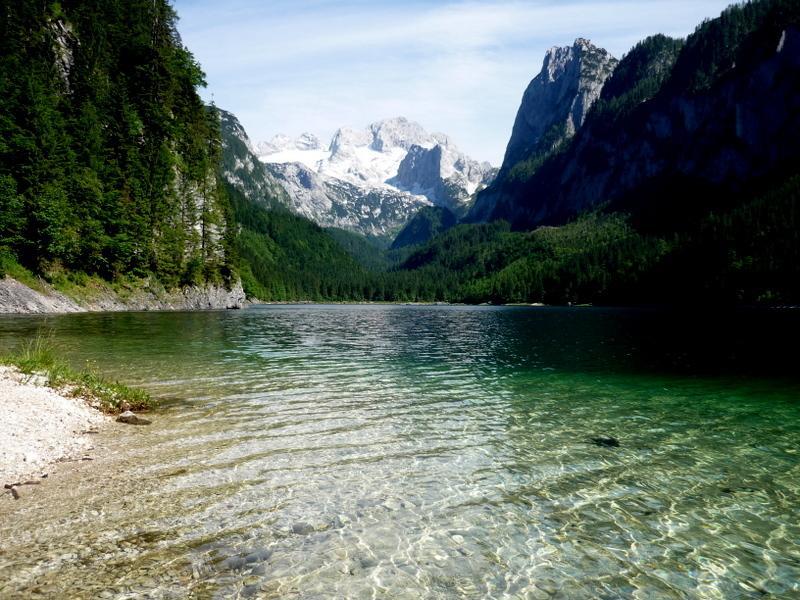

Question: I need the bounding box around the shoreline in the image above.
[0,275,246,315]
[3,275,798,315]
[0,366,108,489]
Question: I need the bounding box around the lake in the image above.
[0,305,799,598]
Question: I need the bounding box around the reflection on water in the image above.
[0,306,799,598]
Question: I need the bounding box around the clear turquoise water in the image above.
[0,305,798,598]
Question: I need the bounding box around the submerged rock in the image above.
[116,411,152,426]
[591,436,620,448]
[291,522,315,535]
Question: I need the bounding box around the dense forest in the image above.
[0,0,234,288]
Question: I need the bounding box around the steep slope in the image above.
[485,1,800,229]
[396,0,800,305]
[391,143,495,213]
[259,117,494,237]
[227,183,378,301]
[219,109,290,210]
[0,0,232,289]
[391,207,458,249]
[469,38,617,221]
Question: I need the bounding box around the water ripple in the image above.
[0,306,799,598]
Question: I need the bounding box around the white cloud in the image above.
[175,0,733,164]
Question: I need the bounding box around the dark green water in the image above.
[0,305,799,598]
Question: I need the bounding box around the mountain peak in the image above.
[250,115,494,234]
[369,117,431,152]
[257,133,322,155]
[504,39,617,169]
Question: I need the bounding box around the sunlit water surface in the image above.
[0,305,799,599]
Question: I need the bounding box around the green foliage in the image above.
[391,206,458,249]
[394,169,800,306]
[506,122,570,183]
[395,215,671,304]
[228,184,374,301]
[669,0,800,93]
[326,228,402,271]
[3,333,153,413]
[0,248,48,293]
[590,35,684,126]
[0,0,231,286]
[661,173,800,303]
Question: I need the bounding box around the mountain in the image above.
[219,109,290,210]
[469,38,617,221]
[258,117,494,238]
[401,0,800,305]
[476,2,800,230]
[263,161,428,238]
[391,142,496,214]
[391,206,458,249]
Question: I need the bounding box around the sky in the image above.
[173,0,734,165]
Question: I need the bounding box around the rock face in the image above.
[0,276,246,314]
[263,162,427,238]
[219,110,290,210]
[469,38,617,221]
[0,276,83,314]
[503,38,618,171]
[256,117,494,238]
[481,20,800,229]
[392,143,495,213]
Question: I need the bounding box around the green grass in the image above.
[2,334,154,414]
[0,249,49,294]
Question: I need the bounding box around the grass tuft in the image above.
[2,332,154,414]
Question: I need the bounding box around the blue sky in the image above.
[173,0,734,164]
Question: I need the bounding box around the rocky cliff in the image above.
[0,276,245,314]
[469,39,617,221]
[484,5,800,230]
[219,109,290,210]
[392,142,495,214]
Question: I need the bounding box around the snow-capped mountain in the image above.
[263,161,427,238]
[257,117,495,236]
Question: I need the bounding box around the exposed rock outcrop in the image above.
[469,38,617,222]
[0,276,246,314]
[392,143,495,213]
[219,109,290,210]
[485,23,800,229]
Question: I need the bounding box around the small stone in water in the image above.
[591,436,620,447]
[245,549,272,564]
[117,411,152,426]
[291,522,315,535]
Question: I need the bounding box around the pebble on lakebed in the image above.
[116,411,152,426]
[591,436,620,448]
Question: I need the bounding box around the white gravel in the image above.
[0,366,107,483]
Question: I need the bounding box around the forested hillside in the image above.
[0,0,233,289]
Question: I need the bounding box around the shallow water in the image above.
[0,305,799,599]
